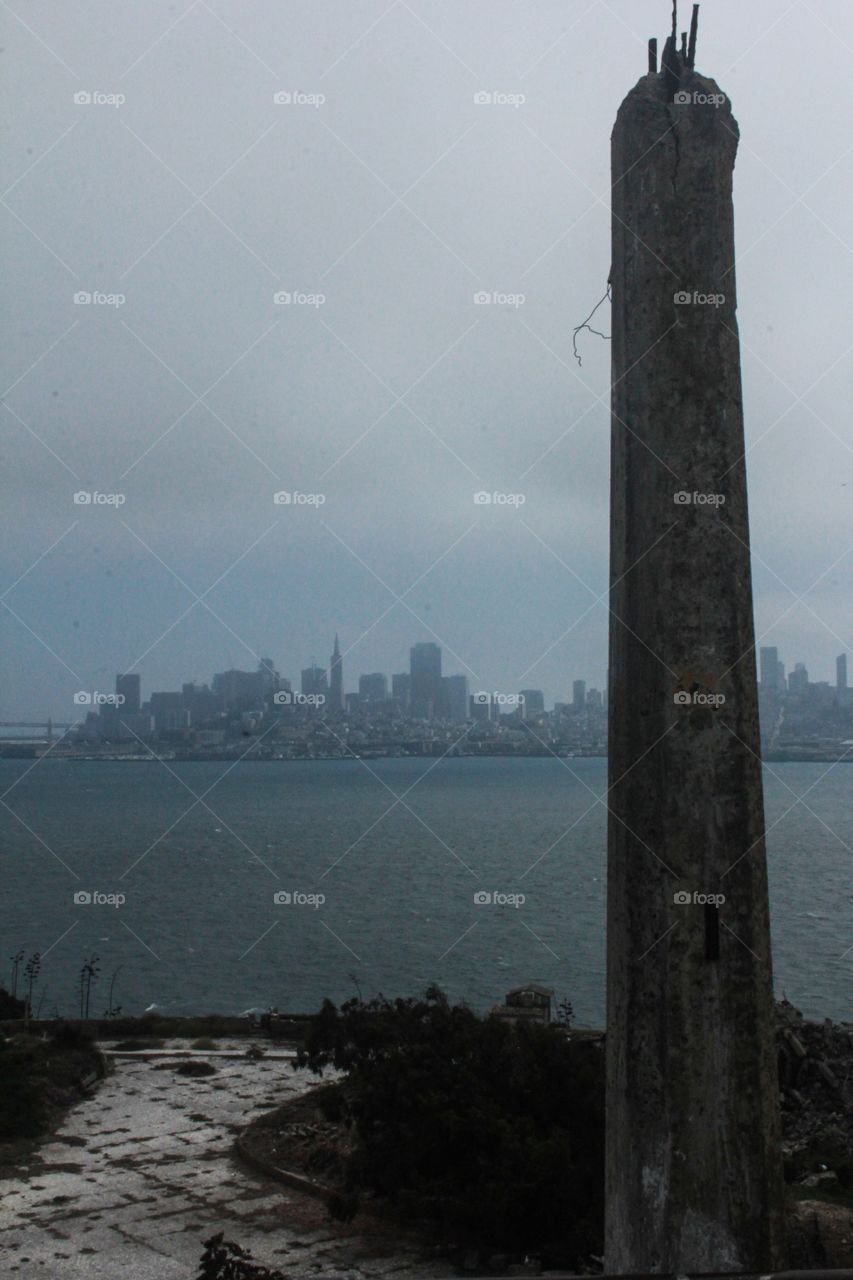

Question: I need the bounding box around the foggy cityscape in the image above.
[2,0,851,1276]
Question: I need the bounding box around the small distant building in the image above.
[490,983,554,1027]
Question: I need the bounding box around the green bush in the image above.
[175,1060,217,1077]
[198,1232,286,1278]
[297,986,604,1265]
[112,1038,165,1051]
[0,986,26,1020]
[48,1021,95,1050]
[0,1037,46,1137]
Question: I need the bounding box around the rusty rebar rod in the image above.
[687,3,700,66]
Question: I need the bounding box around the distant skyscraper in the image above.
[410,643,442,719]
[392,672,410,712]
[359,672,388,703]
[759,647,780,692]
[837,654,847,693]
[149,691,189,734]
[182,681,223,723]
[442,674,469,723]
[572,679,586,710]
[788,662,808,696]
[519,689,545,719]
[329,634,343,714]
[212,667,266,710]
[258,658,277,693]
[470,692,491,723]
[116,673,141,715]
[301,665,328,701]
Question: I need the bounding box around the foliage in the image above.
[23,952,41,1027]
[0,1036,46,1137]
[175,1059,217,1076]
[0,986,26,1020]
[104,964,123,1017]
[78,953,100,1019]
[0,1028,102,1140]
[48,1021,96,1050]
[296,986,604,1264]
[556,996,575,1028]
[197,1232,285,1279]
[8,950,25,999]
[112,1038,166,1051]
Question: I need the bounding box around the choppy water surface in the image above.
[1,757,850,1023]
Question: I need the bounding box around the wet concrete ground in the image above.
[0,1041,453,1279]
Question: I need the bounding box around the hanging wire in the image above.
[572,282,612,366]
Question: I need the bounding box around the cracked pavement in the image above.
[0,1041,453,1278]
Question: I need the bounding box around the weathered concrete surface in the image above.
[0,1040,454,1278]
[605,70,786,1272]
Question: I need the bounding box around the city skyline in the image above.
[2,2,851,731]
[82,634,609,719]
[6,635,853,726]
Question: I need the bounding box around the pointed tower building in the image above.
[329,634,343,715]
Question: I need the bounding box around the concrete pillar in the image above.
[605,67,786,1272]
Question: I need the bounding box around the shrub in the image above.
[197,1232,284,1278]
[48,1021,95,1050]
[0,986,26,1020]
[175,1060,217,1077]
[112,1038,166,1051]
[296,986,604,1265]
[0,1037,45,1137]
[190,1037,219,1051]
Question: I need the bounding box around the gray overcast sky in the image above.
[1,0,851,718]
